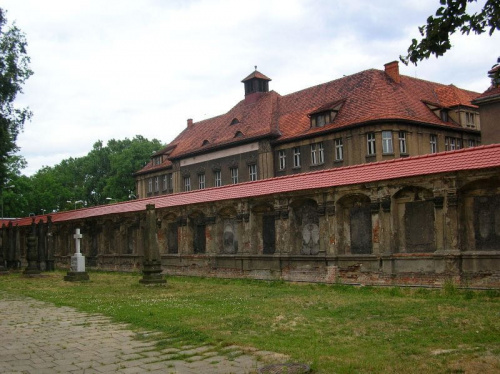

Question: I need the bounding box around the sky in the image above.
[2,0,499,176]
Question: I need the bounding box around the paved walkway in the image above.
[0,292,288,373]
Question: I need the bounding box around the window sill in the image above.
[399,153,409,158]
[382,153,394,156]
[334,159,344,163]
[310,163,325,167]
[292,166,302,170]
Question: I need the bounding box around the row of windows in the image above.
[148,173,173,194]
[184,164,258,192]
[278,131,407,170]
[277,132,478,170]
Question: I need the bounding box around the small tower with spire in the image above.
[241,66,271,103]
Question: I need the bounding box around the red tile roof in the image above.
[6,144,500,227]
[136,66,480,174]
[473,85,500,102]
[276,70,479,142]
[241,70,272,82]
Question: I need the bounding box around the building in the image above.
[134,61,481,198]
[472,57,500,144]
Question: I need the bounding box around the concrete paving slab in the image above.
[0,291,288,373]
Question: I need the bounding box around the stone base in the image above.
[23,267,41,276]
[140,261,166,285]
[64,271,90,282]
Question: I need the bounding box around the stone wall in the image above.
[1,167,499,288]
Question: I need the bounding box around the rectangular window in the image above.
[248,164,257,181]
[184,176,191,192]
[311,142,324,165]
[334,138,343,161]
[382,131,393,154]
[293,147,301,168]
[214,170,222,187]
[168,174,173,192]
[198,174,205,189]
[430,134,437,153]
[278,150,286,170]
[445,137,456,151]
[468,139,476,148]
[399,131,407,154]
[154,177,159,192]
[466,112,476,128]
[230,167,238,184]
[367,132,376,155]
[148,178,153,193]
[456,138,462,150]
[162,175,168,191]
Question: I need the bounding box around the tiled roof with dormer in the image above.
[135,65,480,173]
[4,144,500,227]
[166,90,281,160]
[276,69,480,142]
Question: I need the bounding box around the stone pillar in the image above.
[23,219,41,276]
[64,228,90,281]
[46,216,55,271]
[0,224,8,274]
[37,219,47,271]
[140,204,166,284]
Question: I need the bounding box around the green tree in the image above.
[0,8,33,187]
[401,0,500,64]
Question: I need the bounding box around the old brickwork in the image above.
[2,150,499,288]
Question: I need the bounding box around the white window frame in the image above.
[248,164,257,181]
[168,174,173,191]
[278,150,286,170]
[367,132,376,155]
[334,138,343,161]
[466,112,476,128]
[184,176,191,192]
[198,174,205,189]
[148,178,153,193]
[214,170,222,187]
[162,175,168,191]
[382,131,393,154]
[311,142,324,165]
[230,167,238,184]
[430,134,437,153]
[468,139,476,148]
[398,131,407,154]
[293,147,301,168]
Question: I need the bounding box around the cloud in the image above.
[2,0,498,176]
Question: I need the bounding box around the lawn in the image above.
[0,271,499,373]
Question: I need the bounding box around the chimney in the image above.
[187,118,193,128]
[384,61,400,84]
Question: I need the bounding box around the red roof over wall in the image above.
[3,144,500,228]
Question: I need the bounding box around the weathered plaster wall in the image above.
[2,168,500,288]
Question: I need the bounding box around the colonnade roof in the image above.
[3,144,500,227]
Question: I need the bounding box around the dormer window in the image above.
[230,118,240,126]
[234,131,244,138]
[465,112,476,128]
[311,112,332,128]
[309,100,343,128]
[202,139,210,146]
[440,109,449,122]
[153,156,162,166]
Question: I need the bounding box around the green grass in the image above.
[0,271,499,373]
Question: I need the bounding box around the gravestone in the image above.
[64,228,89,281]
[140,204,166,284]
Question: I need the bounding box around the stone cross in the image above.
[74,228,82,255]
[64,228,89,281]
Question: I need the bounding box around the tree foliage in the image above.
[2,136,163,217]
[401,0,500,65]
[0,8,33,187]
